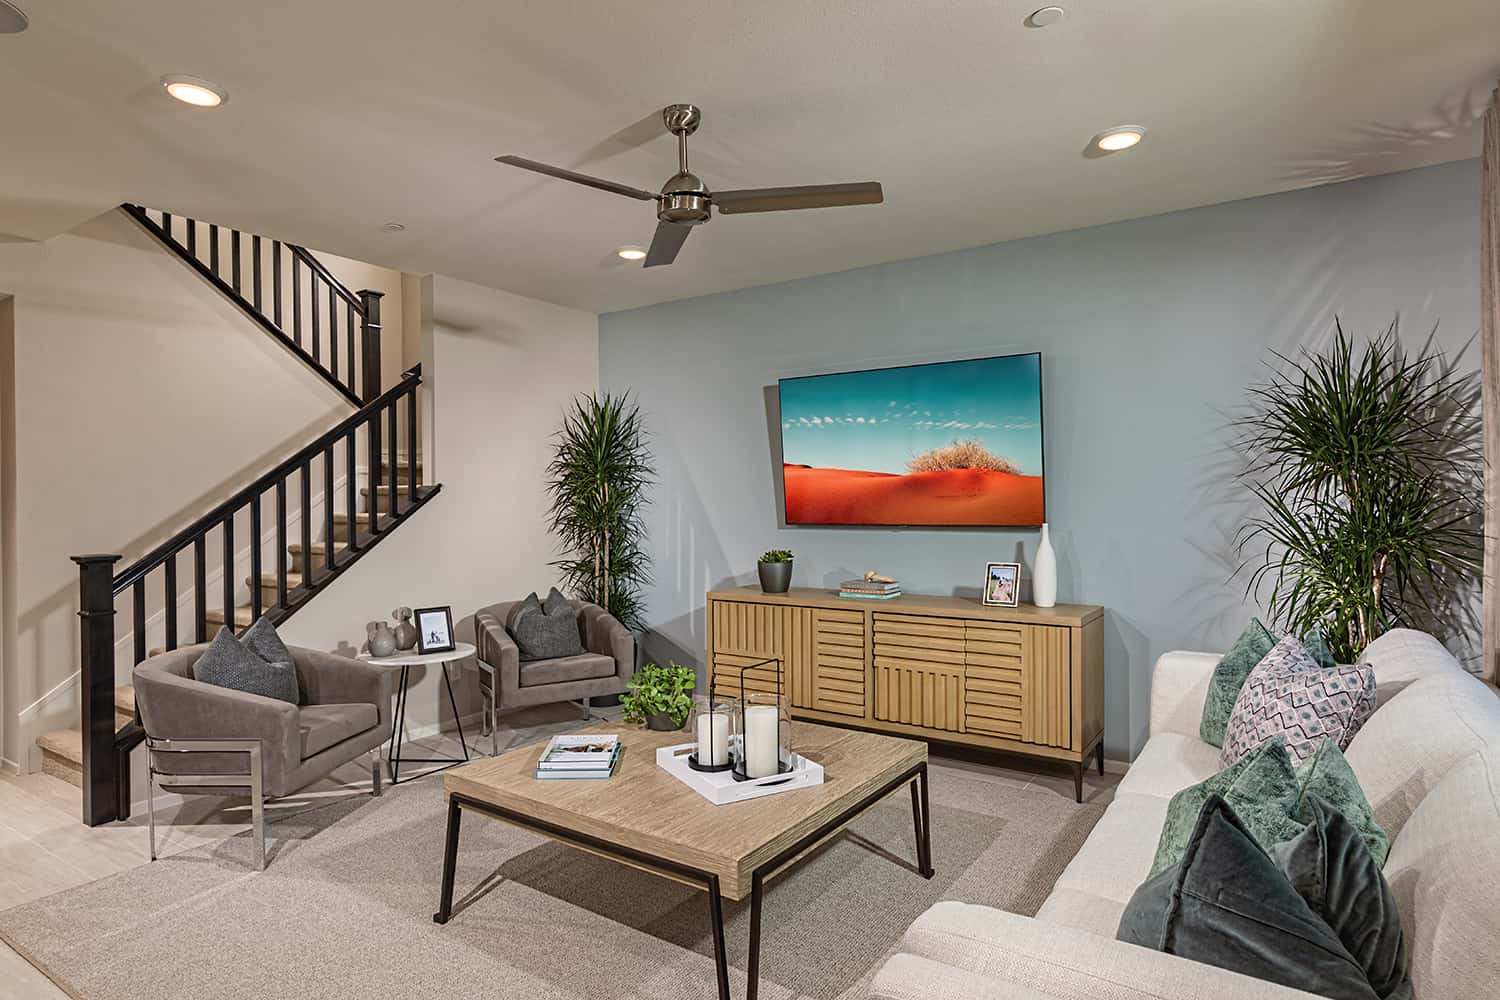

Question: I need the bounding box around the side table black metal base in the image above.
[385,660,470,785]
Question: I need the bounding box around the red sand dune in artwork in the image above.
[783,464,1044,526]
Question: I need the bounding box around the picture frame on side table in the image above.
[983,562,1021,608]
[415,606,456,654]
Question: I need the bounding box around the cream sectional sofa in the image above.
[870,629,1500,1000]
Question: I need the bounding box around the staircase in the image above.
[39,207,441,826]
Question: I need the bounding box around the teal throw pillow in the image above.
[1149,736,1302,877]
[1295,740,1389,868]
[1200,619,1337,747]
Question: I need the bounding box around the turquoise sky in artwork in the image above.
[778,354,1044,476]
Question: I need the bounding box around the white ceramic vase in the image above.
[1033,523,1057,608]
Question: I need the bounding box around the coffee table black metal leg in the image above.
[432,796,463,924]
[916,762,934,878]
[705,874,731,1000]
[440,661,470,763]
[747,871,765,1000]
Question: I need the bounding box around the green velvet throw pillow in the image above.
[1152,737,1390,877]
[1199,619,1336,747]
[1149,737,1302,877]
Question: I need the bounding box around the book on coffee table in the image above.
[536,734,621,777]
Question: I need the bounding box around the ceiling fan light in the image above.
[615,245,647,261]
[162,75,227,108]
[1094,126,1146,152]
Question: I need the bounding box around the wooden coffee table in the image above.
[433,720,932,1000]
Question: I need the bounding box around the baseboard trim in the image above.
[0,756,21,776]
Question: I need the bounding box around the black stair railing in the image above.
[72,365,438,827]
[121,204,382,407]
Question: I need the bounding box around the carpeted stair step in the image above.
[204,605,255,633]
[286,542,338,575]
[36,729,84,787]
[331,512,374,544]
[378,453,422,483]
[249,570,307,606]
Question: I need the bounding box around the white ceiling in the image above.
[1,1,1497,313]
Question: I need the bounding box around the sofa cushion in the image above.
[519,652,615,688]
[1035,886,1127,938]
[1381,750,1500,1000]
[1051,791,1171,905]
[1119,795,1396,1000]
[1344,669,1500,839]
[1150,737,1303,877]
[1359,628,1463,708]
[191,627,299,705]
[1115,733,1224,801]
[1220,637,1376,768]
[298,702,379,759]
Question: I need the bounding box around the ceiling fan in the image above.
[495,104,884,268]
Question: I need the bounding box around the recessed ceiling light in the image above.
[615,245,647,262]
[1093,126,1146,152]
[1025,6,1065,28]
[381,222,406,233]
[161,75,227,108]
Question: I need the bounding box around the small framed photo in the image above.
[414,606,456,654]
[983,562,1022,608]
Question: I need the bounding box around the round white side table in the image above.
[359,641,476,785]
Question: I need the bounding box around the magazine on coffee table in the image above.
[537,734,620,771]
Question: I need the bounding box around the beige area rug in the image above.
[0,765,1103,1000]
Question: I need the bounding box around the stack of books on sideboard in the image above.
[535,734,621,780]
[839,578,902,600]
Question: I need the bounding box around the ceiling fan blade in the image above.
[494,155,657,201]
[644,221,692,268]
[712,182,883,215]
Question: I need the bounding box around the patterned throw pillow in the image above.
[1200,620,1338,748]
[191,627,300,704]
[1220,636,1376,768]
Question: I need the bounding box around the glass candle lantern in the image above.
[733,690,791,781]
[687,694,734,772]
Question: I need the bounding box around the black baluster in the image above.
[133,578,146,665]
[276,478,288,606]
[407,382,418,493]
[186,218,197,258]
[252,235,263,311]
[223,513,236,632]
[345,303,356,396]
[273,241,283,328]
[311,276,321,362]
[292,256,302,346]
[345,430,358,553]
[162,212,173,240]
[164,552,178,651]
[250,493,263,621]
[209,224,219,276]
[301,461,313,588]
[328,287,339,381]
[231,229,241,293]
[194,535,207,642]
[387,399,399,514]
[324,445,336,571]
[368,409,382,535]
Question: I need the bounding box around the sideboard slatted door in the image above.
[872,613,965,732]
[708,600,809,702]
[963,621,1026,741]
[1021,625,1074,749]
[809,608,866,716]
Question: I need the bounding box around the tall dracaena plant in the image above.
[1236,320,1481,663]
[546,392,654,633]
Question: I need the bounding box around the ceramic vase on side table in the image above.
[367,621,397,657]
[1033,523,1057,608]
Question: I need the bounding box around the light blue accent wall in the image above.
[599,160,1481,759]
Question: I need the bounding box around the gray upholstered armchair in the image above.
[474,599,633,753]
[133,645,392,869]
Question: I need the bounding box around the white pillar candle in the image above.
[744,704,781,778]
[696,711,729,766]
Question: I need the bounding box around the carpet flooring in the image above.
[0,764,1104,1000]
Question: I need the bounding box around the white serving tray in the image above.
[656,742,824,805]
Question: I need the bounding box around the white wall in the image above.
[0,209,403,766]
[0,295,14,770]
[278,274,599,734]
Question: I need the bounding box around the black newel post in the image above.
[359,289,384,404]
[74,553,121,827]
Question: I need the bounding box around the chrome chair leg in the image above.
[370,750,383,797]
[147,764,158,862]
[580,696,591,721]
[248,745,265,871]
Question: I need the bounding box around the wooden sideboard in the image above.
[704,587,1105,801]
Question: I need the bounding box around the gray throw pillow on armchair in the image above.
[191,627,300,704]
[507,590,585,662]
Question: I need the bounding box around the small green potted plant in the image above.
[621,661,696,731]
[758,549,794,594]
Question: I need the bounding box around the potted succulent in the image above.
[621,661,696,731]
[758,549,794,594]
